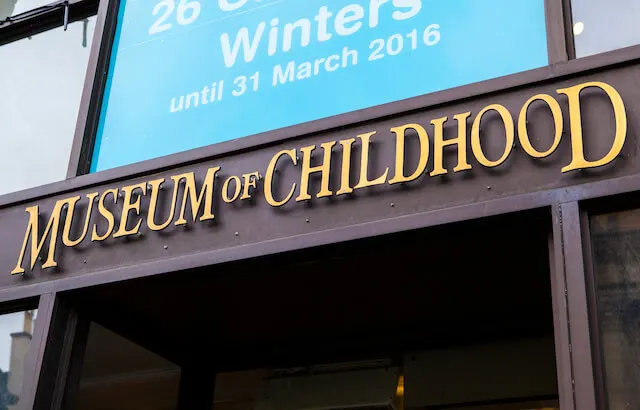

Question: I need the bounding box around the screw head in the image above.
[163,245,168,250]
[234,232,239,236]
[305,218,310,223]
[390,202,395,207]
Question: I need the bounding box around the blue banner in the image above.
[91,0,548,172]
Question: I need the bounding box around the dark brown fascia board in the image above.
[3,168,640,305]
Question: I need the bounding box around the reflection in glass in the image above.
[0,1,17,20]
[0,309,37,410]
[591,209,640,409]
[0,17,95,195]
[212,338,559,410]
[571,0,640,58]
[0,0,56,20]
[75,323,180,410]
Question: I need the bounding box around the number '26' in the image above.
[149,0,200,35]
[149,0,250,35]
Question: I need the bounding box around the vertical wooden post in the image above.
[17,293,89,410]
[549,206,575,410]
[550,202,598,410]
[544,0,571,64]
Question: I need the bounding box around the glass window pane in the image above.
[213,345,560,410]
[0,0,58,20]
[75,322,180,410]
[571,0,640,58]
[0,17,95,196]
[591,209,640,409]
[0,308,38,409]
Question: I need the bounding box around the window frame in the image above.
[578,192,640,410]
[0,0,101,198]
[562,0,577,60]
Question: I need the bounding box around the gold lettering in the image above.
[336,138,356,196]
[147,179,179,232]
[113,183,147,238]
[518,94,563,158]
[241,172,259,200]
[265,149,298,207]
[388,123,430,185]
[222,176,242,203]
[12,83,630,275]
[62,193,99,247]
[91,189,118,242]
[296,141,336,202]
[557,82,627,172]
[11,198,74,274]
[471,104,515,168]
[431,113,473,176]
[354,132,389,189]
[173,167,221,226]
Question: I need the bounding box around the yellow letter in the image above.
[241,172,259,200]
[518,94,563,158]
[264,149,298,207]
[147,179,180,232]
[430,113,473,176]
[173,166,221,226]
[222,176,242,203]
[388,123,430,185]
[296,141,336,202]
[113,182,147,238]
[354,132,389,189]
[557,82,627,172]
[11,198,74,274]
[62,193,99,247]
[471,104,515,168]
[336,138,356,196]
[91,189,118,242]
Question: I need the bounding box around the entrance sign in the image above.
[91,0,548,172]
[15,81,626,274]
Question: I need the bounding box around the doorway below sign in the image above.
[61,209,560,410]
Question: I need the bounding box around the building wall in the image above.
[7,332,31,410]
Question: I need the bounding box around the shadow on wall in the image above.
[0,0,18,20]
